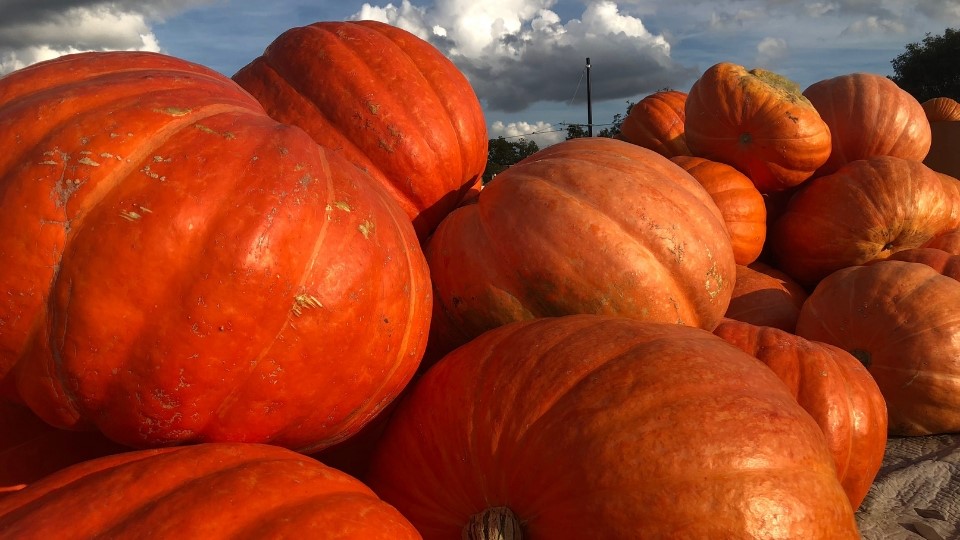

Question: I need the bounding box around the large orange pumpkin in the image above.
[796,261,960,436]
[724,263,808,332]
[367,315,860,539]
[770,155,957,286]
[233,20,488,241]
[670,155,767,265]
[0,443,420,539]
[0,51,431,451]
[616,90,690,157]
[803,72,931,176]
[921,96,960,122]
[713,319,887,510]
[424,138,736,360]
[684,62,832,193]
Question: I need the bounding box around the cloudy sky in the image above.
[2,0,958,147]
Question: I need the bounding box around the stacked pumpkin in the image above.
[0,19,948,539]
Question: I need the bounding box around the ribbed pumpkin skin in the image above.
[883,247,960,280]
[921,96,960,122]
[713,319,888,510]
[616,90,690,157]
[724,263,808,332]
[684,62,832,193]
[425,138,736,359]
[671,155,767,265]
[367,315,860,539]
[803,73,931,176]
[924,228,960,254]
[796,261,960,436]
[771,156,957,287]
[0,443,421,539]
[0,51,431,451]
[233,20,488,241]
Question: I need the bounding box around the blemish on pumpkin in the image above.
[194,124,236,139]
[367,101,380,115]
[299,173,312,186]
[155,107,192,117]
[120,210,141,221]
[704,262,724,300]
[78,157,100,167]
[333,201,351,212]
[292,293,323,316]
[359,220,375,238]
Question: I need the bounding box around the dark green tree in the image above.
[483,136,540,182]
[597,100,636,138]
[564,123,590,140]
[890,28,960,102]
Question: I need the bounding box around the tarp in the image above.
[856,434,960,539]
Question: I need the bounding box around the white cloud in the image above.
[489,119,566,147]
[352,0,695,113]
[841,15,907,36]
[755,36,787,67]
[0,1,215,75]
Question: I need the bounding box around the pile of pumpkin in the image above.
[1,19,958,539]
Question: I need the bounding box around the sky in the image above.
[1,0,958,148]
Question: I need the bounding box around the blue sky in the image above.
[2,0,957,147]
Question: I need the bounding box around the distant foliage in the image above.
[484,136,540,182]
[890,28,960,102]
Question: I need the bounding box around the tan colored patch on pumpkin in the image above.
[194,124,236,139]
[155,107,192,117]
[359,220,375,238]
[292,293,323,317]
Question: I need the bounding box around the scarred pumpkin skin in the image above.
[367,315,860,539]
[0,443,420,539]
[616,90,690,157]
[803,73,931,177]
[770,155,957,287]
[684,62,832,193]
[796,261,960,436]
[670,155,767,265]
[713,319,887,510]
[233,20,488,241]
[724,263,808,332]
[0,51,431,451]
[424,138,736,361]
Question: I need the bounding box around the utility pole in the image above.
[586,57,593,137]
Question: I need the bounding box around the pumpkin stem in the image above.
[462,506,523,540]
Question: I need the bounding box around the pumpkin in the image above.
[713,319,888,509]
[233,20,488,241]
[1,401,130,498]
[924,228,960,254]
[921,96,960,122]
[684,62,832,193]
[0,51,431,451]
[770,155,957,287]
[881,247,960,281]
[424,137,736,361]
[803,72,931,176]
[366,315,860,539]
[724,263,808,332]
[796,260,960,436]
[616,90,690,157]
[0,443,420,539]
[670,155,767,264]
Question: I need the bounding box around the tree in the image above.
[597,100,636,138]
[484,136,540,182]
[565,123,590,140]
[890,28,960,102]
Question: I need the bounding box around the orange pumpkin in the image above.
[671,155,767,264]
[424,138,736,361]
[882,247,960,280]
[796,260,960,436]
[684,62,832,193]
[921,96,960,121]
[616,90,690,157]
[0,443,420,538]
[233,20,488,241]
[924,228,960,254]
[771,156,957,287]
[713,319,887,509]
[724,263,808,332]
[803,72,931,176]
[0,51,431,451]
[368,315,860,538]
